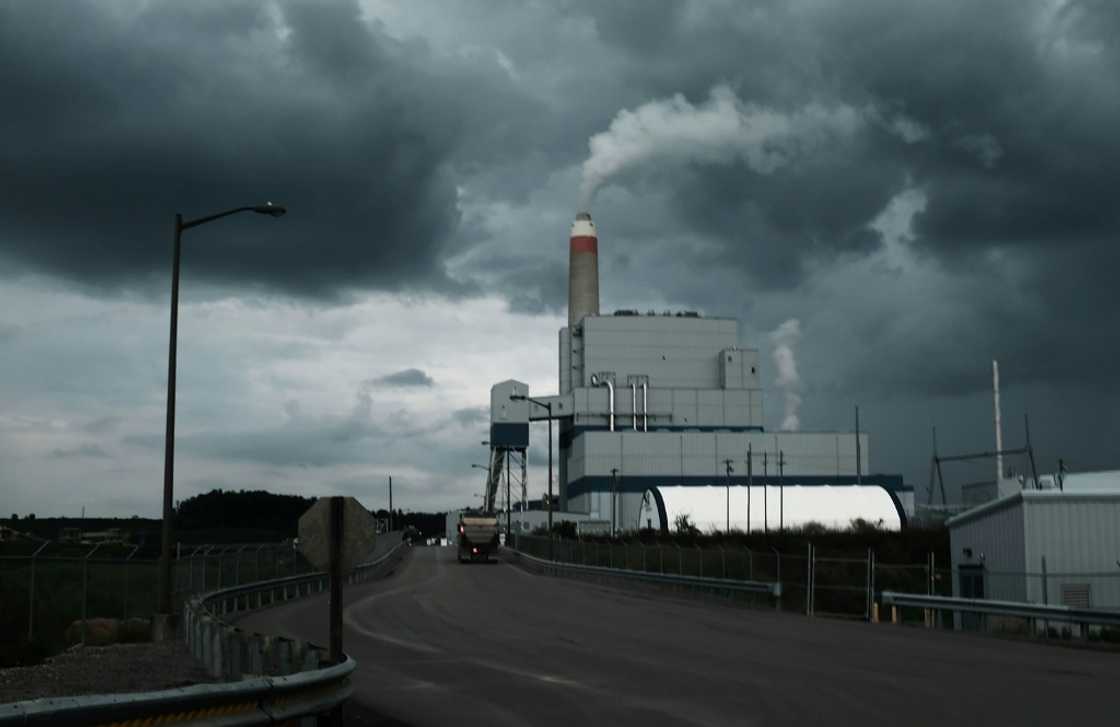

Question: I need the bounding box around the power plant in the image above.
[482,212,911,533]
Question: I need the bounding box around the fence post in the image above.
[772,547,781,611]
[123,545,139,620]
[81,544,101,644]
[1040,555,1049,637]
[865,548,872,621]
[27,541,49,642]
[864,551,873,622]
[721,546,726,579]
[811,543,816,616]
[922,551,931,627]
[1040,555,1048,605]
[805,543,813,616]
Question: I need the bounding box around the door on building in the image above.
[958,565,986,631]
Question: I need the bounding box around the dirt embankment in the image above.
[0,641,216,704]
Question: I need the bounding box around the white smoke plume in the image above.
[770,318,802,431]
[578,84,862,206]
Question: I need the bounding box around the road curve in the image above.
[238,546,1116,726]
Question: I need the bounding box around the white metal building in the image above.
[947,490,1120,610]
[643,485,905,533]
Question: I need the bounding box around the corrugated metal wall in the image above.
[1023,495,1120,608]
[572,431,868,480]
[950,499,1027,601]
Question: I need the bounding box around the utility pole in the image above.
[1025,414,1040,490]
[724,459,734,533]
[746,443,753,535]
[778,450,785,533]
[388,474,393,532]
[855,405,862,486]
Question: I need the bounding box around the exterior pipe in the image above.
[605,379,614,432]
[591,374,615,432]
[631,382,638,431]
[641,381,648,432]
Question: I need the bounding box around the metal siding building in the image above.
[949,491,1120,609]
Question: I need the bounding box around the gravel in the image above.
[0,641,217,704]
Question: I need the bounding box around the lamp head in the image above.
[253,202,287,217]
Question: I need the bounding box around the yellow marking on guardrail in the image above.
[98,700,259,726]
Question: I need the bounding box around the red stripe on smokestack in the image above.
[570,236,598,254]
[568,212,600,327]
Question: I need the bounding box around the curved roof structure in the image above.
[641,485,902,532]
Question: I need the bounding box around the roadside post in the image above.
[298,496,378,665]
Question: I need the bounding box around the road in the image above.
[239,546,1117,726]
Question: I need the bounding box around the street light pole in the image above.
[157,215,183,619]
[610,467,619,536]
[157,203,286,626]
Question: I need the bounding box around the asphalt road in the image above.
[239,546,1117,726]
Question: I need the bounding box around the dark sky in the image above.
[2,0,1118,517]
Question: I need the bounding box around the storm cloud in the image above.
[369,368,435,388]
[0,0,538,298]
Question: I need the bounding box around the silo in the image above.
[568,212,600,327]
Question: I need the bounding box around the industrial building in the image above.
[481,212,911,532]
[948,490,1120,614]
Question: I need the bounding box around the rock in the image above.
[120,618,152,643]
[64,618,120,646]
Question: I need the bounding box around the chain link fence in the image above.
[512,535,1120,637]
[0,541,308,666]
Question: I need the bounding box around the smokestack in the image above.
[568,212,599,327]
[993,360,1003,484]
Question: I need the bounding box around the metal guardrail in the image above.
[881,591,1120,627]
[0,539,408,726]
[508,546,782,599]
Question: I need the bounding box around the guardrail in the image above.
[0,538,408,726]
[508,546,782,601]
[881,591,1120,628]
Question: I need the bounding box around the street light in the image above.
[157,203,287,628]
[510,394,554,534]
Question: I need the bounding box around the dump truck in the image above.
[458,511,500,563]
